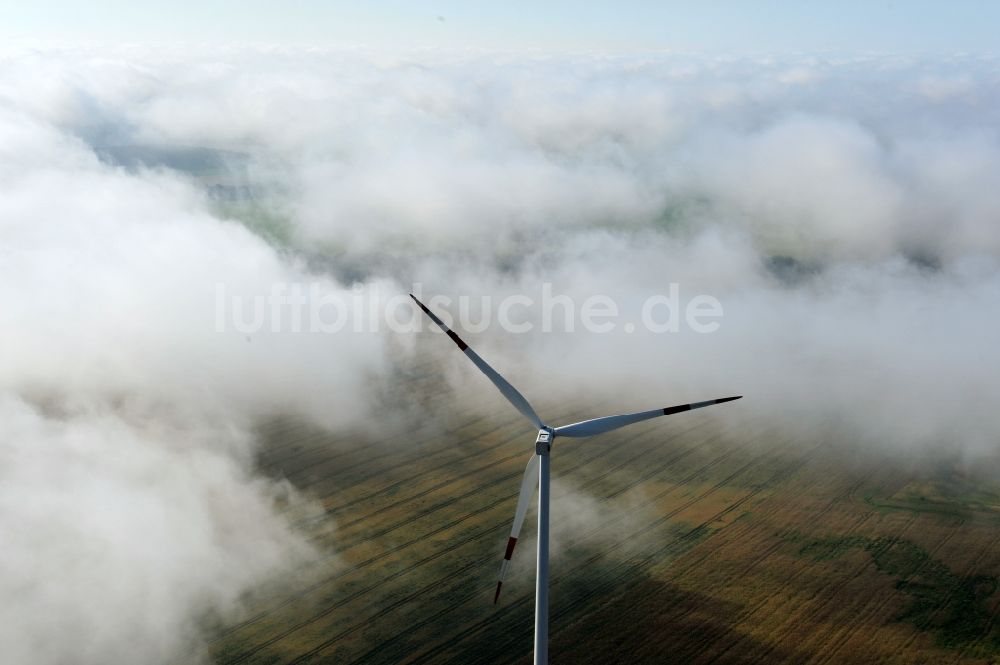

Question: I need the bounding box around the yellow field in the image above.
[192,376,1000,664]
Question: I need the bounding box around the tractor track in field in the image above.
[892,528,1000,664]
[201,419,534,654]
[955,572,1000,663]
[956,520,1000,662]
[527,438,819,665]
[833,523,972,662]
[252,356,495,477]
[322,413,727,557]
[807,518,968,665]
[337,450,528,525]
[666,462,881,663]
[368,427,788,665]
[757,517,922,662]
[207,479,528,662]
[277,401,588,524]
[312,413,626,554]
[252,397,470,475]
[223,536,492,665]
[257,425,363,476]
[316,424,524,515]
[881,527,1000,664]
[703,465,898,661]
[300,404,586,527]
[254,386,496,479]
[703,467,894,663]
[304,393,622,498]
[436,435,807,665]
[211,416,731,663]
[739,511,922,664]
[265,411,498,497]
[660,439,844,579]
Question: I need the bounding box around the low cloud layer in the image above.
[1,54,386,665]
[2,46,999,663]
[0,395,313,664]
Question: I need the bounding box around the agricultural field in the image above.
[191,360,1000,665]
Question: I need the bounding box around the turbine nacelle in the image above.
[535,428,553,456]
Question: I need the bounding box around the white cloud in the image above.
[0,395,313,665]
[0,71,386,665]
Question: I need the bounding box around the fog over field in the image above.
[2,47,999,663]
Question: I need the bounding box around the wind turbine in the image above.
[410,294,741,665]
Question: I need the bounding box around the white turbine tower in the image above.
[411,294,741,665]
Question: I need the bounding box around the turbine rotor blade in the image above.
[554,396,742,438]
[411,294,543,429]
[494,453,540,604]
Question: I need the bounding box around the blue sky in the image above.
[2,1,997,53]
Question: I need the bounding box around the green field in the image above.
[188,363,1000,664]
